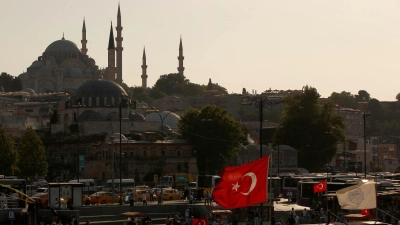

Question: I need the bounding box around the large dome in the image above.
[45,39,80,53]
[75,79,128,98]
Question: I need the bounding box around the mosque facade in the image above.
[17,4,185,94]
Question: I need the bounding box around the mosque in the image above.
[17,4,185,94]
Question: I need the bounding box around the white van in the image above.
[103,179,135,193]
[69,179,98,194]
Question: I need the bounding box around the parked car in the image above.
[82,191,121,204]
[31,193,67,209]
[135,185,151,191]
[33,178,48,187]
[153,185,171,195]
[162,188,181,201]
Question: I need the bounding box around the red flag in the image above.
[361,209,370,216]
[192,217,208,225]
[313,180,327,193]
[212,156,269,208]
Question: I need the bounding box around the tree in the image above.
[130,86,152,104]
[0,72,22,92]
[355,90,370,102]
[329,91,358,109]
[178,105,246,174]
[153,73,189,96]
[0,128,18,175]
[273,86,345,172]
[17,127,48,180]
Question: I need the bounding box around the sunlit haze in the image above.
[2,0,400,101]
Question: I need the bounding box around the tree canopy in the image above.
[0,72,22,92]
[273,86,345,172]
[17,127,48,179]
[178,105,246,174]
[0,128,18,175]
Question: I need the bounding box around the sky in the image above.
[1,0,400,101]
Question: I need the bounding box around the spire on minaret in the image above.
[141,46,148,89]
[115,3,123,84]
[177,36,185,76]
[81,18,88,54]
[107,22,116,81]
[108,23,115,50]
[62,32,65,40]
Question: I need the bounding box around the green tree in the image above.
[329,91,358,109]
[149,87,167,100]
[178,105,246,174]
[153,73,188,96]
[0,72,22,92]
[273,86,345,172]
[17,127,48,180]
[130,86,152,104]
[355,90,370,102]
[0,128,18,175]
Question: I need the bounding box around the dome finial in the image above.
[62,32,65,40]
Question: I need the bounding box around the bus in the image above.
[281,175,326,201]
[103,179,135,193]
[196,175,220,192]
[0,179,27,208]
[69,179,98,194]
[296,180,357,207]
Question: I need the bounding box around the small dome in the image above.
[84,69,93,78]
[37,66,52,75]
[75,79,128,98]
[30,61,44,68]
[45,39,80,53]
[87,58,95,66]
[107,112,119,121]
[145,111,180,129]
[129,112,146,121]
[68,67,83,78]
[88,111,106,120]
[22,88,36,95]
[78,110,95,121]
[111,133,127,141]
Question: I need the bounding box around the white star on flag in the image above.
[232,182,240,191]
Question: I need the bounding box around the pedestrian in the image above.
[302,208,307,217]
[0,193,7,209]
[295,215,299,224]
[129,193,134,206]
[142,192,147,205]
[304,212,311,223]
[55,198,61,210]
[287,191,292,204]
[165,215,171,225]
[290,208,295,216]
[149,189,154,201]
[158,192,162,205]
[254,208,260,225]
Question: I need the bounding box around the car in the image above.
[33,178,48,187]
[161,188,181,201]
[36,188,48,193]
[135,185,151,191]
[153,185,171,195]
[82,191,121,205]
[31,193,67,209]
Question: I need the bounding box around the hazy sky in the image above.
[1,0,400,101]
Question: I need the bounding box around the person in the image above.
[158,192,162,205]
[142,192,147,205]
[302,208,307,217]
[165,215,171,225]
[294,215,299,224]
[56,220,63,225]
[287,215,295,225]
[149,189,154,201]
[254,208,260,225]
[85,196,91,206]
[304,212,311,223]
[185,209,190,224]
[290,208,295,216]
[71,215,78,225]
[129,193,134,206]
[0,193,7,209]
[55,198,61,210]
[287,191,292,204]
[128,217,136,225]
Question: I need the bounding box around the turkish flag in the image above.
[212,155,269,208]
[192,217,208,225]
[313,180,327,193]
[361,209,370,216]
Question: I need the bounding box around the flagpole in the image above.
[326,167,329,223]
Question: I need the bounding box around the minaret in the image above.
[141,47,148,89]
[177,36,185,76]
[81,18,88,54]
[107,22,117,81]
[115,3,123,84]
